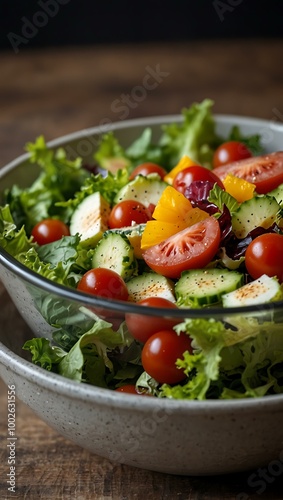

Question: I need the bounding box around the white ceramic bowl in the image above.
[1,114,283,476]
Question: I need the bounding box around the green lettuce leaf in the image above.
[94,129,165,173]
[125,127,165,166]
[23,312,139,388]
[159,99,221,168]
[16,237,89,288]
[4,136,88,233]
[23,337,66,371]
[208,183,239,213]
[58,168,129,213]
[94,131,131,172]
[0,205,33,257]
[161,317,283,400]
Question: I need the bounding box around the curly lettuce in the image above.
[161,317,283,400]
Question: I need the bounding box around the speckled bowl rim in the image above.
[1,113,283,318]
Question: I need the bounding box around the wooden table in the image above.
[1,38,283,499]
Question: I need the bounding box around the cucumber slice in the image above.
[92,232,138,281]
[114,175,167,207]
[70,192,110,248]
[104,224,145,259]
[222,274,283,307]
[175,268,244,308]
[232,195,280,238]
[127,272,176,303]
[269,183,283,206]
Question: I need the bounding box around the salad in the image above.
[1,98,283,400]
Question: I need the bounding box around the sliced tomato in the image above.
[213,152,283,194]
[142,216,220,279]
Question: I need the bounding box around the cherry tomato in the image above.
[31,218,70,245]
[115,384,151,396]
[173,165,224,194]
[125,297,180,343]
[213,141,252,169]
[212,152,283,194]
[77,268,129,301]
[141,329,192,385]
[245,233,283,282]
[109,200,152,229]
[129,162,167,180]
[142,216,221,279]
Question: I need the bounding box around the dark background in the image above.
[1,0,282,51]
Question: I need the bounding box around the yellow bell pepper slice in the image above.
[223,173,256,203]
[152,186,193,223]
[140,220,188,249]
[183,207,209,227]
[164,155,198,185]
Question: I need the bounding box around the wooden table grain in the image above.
[1,38,283,499]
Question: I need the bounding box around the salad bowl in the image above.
[1,105,283,475]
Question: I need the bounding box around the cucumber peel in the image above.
[222,274,283,307]
[175,268,244,308]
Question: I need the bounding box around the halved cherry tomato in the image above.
[31,218,70,245]
[212,152,283,194]
[213,141,252,168]
[125,297,180,343]
[129,162,167,180]
[245,233,283,282]
[142,216,221,279]
[173,165,224,195]
[141,329,192,385]
[109,200,152,229]
[77,268,129,301]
